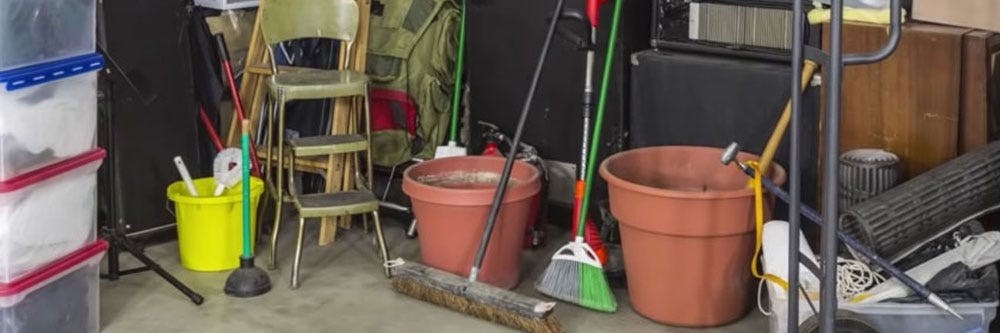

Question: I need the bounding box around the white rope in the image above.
[757,277,773,316]
[837,257,885,301]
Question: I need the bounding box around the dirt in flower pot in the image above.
[416,171,521,190]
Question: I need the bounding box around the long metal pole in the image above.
[469,0,566,282]
[821,0,845,329]
[787,0,805,330]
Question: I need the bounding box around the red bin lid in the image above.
[0,148,106,193]
[0,240,108,296]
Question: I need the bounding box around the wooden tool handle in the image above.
[759,60,819,175]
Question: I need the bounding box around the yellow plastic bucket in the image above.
[166,177,264,272]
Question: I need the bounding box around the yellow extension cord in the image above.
[747,161,791,292]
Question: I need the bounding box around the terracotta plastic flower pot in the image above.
[599,145,786,327]
[402,156,541,289]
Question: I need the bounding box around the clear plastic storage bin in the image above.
[0,240,106,333]
[0,0,96,71]
[0,149,104,283]
[0,53,103,181]
[841,301,998,333]
[767,282,997,333]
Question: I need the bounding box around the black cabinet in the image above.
[98,0,203,239]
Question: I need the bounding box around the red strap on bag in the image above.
[368,88,418,135]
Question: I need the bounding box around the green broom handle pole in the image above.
[241,120,252,258]
[577,0,623,238]
[448,0,466,143]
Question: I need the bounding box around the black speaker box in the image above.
[629,49,821,212]
[98,0,203,239]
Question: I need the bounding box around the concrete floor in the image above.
[99,213,768,332]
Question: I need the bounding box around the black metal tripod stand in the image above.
[100,226,205,305]
[96,93,205,305]
[95,34,204,305]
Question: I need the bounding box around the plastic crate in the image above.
[767,282,997,333]
[0,0,96,72]
[0,54,103,181]
[0,240,106,333]
[841,301,998,333]
[0,149,104,283]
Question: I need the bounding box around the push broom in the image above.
[535,0,621,313]
[390,0,568,332]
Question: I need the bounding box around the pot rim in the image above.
[599,145,787,200]
[401,155,542,202]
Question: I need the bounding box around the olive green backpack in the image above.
[366,0,460,167]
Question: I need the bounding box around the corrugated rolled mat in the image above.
[840,140,1000,265]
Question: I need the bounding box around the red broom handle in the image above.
[214,34,261,177]
[198,104,225,152]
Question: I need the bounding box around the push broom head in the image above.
[390,260,563,333]
[535,237,617,312]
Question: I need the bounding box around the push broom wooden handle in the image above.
[759,60,819,175]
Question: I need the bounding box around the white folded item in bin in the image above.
[0,149,103,282]
[0,173,94,269]
[0,66,98,181]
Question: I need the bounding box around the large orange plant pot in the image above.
[402,156,541,289]
[600,145,786,327]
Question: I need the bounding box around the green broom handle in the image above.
[241,120,252,258]
[448,0,466,143]
[577,0,622,238]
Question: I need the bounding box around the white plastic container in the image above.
[0,149,104,283]
[0,53,103,181]
[0,240,106,333]
[0,0,96,71]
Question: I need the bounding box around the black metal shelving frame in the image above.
[786,0,902,331]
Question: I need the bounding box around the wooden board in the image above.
[318,0,372,245]
[959,30,1000,153]
[821,22,969,182]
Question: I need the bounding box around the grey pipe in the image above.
[787,0,806,330]
[843,0,902,65]
[822,0,903,329]
[820,0,845,328]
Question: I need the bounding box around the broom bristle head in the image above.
[535,242,618,313]
[578,264,617,312]
[535,258,580,303]
[392,277,563,333]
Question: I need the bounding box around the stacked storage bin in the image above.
[0,0,107,331]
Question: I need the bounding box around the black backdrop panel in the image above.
[466,0,651,208]
[629,49,821,211]
[99,0,202,237]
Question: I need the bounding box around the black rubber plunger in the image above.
[225,119,271,297]
[225,257,271,297]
